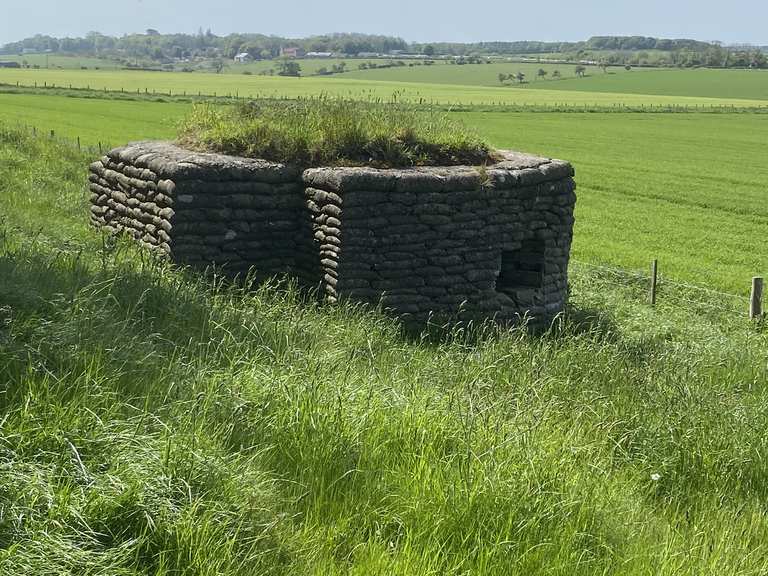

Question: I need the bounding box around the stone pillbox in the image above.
[89,142,576,326]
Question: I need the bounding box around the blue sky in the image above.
[2,0,766,46]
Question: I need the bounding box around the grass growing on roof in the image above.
[178,98,495,167]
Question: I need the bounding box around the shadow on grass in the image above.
[388,300,625,349]
[0,246,323,393]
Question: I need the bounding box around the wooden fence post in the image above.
[750,277,763,319]
[649,259,658,305]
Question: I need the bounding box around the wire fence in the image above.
[7,119,113,158]
[570,259,759,319]
[4,80,768,115]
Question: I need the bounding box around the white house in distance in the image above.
[234,52,252,63]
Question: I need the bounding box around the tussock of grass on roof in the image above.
[178,98,497,168]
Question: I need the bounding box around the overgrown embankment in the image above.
[1,127,767,575]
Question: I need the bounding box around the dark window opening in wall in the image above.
[496,240,545,295]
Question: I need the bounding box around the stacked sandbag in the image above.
[303,151,576,326]
[88,142,577,326]
[88,141,320,285]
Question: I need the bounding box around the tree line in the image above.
[0,31,408,62]
[1,31,766,70]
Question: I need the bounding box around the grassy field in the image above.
[2,126,768,576]
[523,68,768,101]
[345,64,768,101]
[0,93,187,145]
[2,92,765,294]
[345,61,626,86]
[3,68,767,107]
[0,53,123,69]
[468,112,768,293]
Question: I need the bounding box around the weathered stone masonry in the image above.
[89,142,576,325]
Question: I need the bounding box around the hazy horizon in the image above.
[1,0,766,47]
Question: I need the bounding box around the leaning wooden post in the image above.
[649,259,658,305]
[750,277,763,320]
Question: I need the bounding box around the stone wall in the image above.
[89,142,576,326]
[88,142,319,284]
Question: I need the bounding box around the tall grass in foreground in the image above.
[178,99,494,167]
[1,127,768,575]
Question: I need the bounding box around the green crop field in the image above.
[344,61,622,86]
[520,68,768,101]
[2,68,767,107]
[467,112,768,294]
[2,125,768,576]
[0,53,123,69]
[0,93,187,145]
[2,92,765,294]
[336,62,768,102]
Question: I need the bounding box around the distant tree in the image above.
[575,65,586,77]
[358,62,368,70]
[211,59,226,73]
[515,71,525,83]
[552,69,561,79]
[277,59,301,76]
[498,72,507,84]
[750,50,767,69]
[537,68,547,80]
[599,60,609,73]
[624,65,632,71]
[423,44,436,56]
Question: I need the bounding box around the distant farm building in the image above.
[234,52,252,63]
[306,52,333,58]
[280,47,303,58]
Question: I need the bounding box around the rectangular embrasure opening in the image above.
[496,240,545,295]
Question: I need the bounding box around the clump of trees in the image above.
[277,60,301,77]
[316,62,347,75]
[498,72,527,84]
[358,60,407,71]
